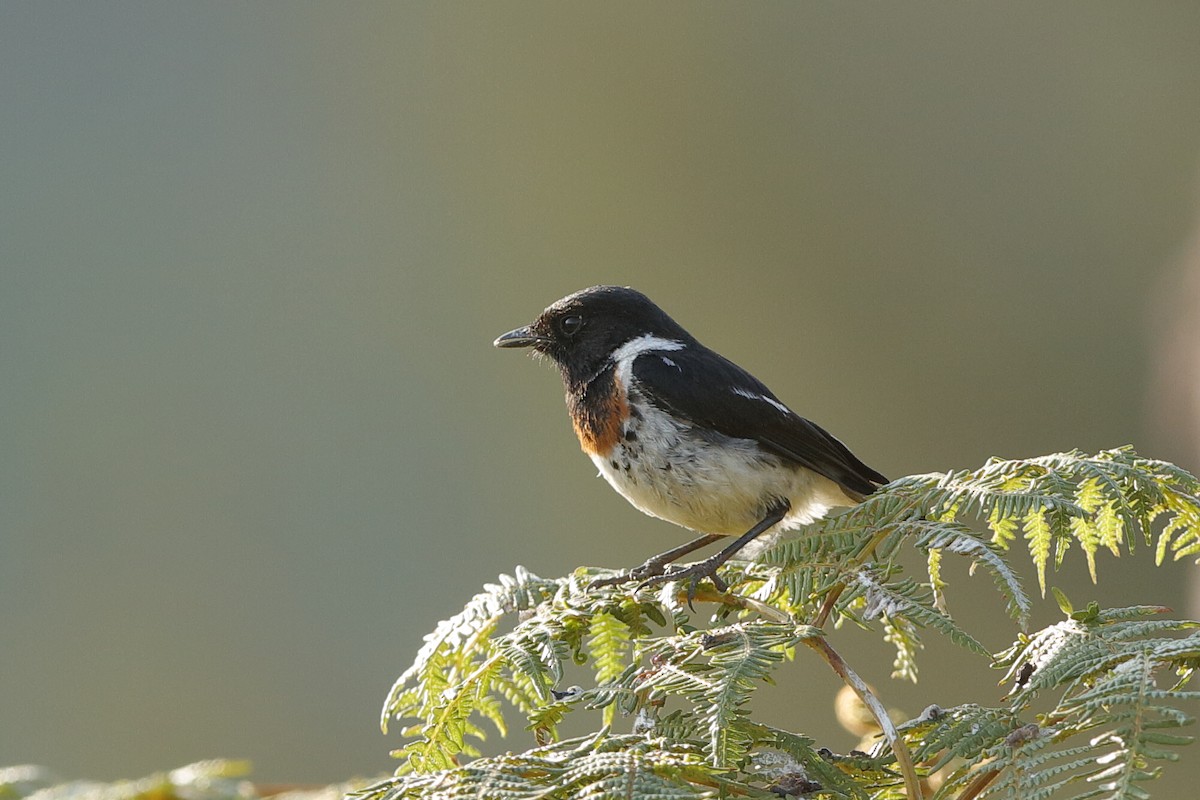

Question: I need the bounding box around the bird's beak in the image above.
[493,325,547,349]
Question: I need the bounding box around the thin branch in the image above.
[813,584,845,628]
[954,767,999,800]
[804,634,924,800]
[680,587,791,623]
[813,526,895,627]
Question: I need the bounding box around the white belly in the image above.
[587,401,854,536]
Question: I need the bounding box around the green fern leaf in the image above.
[882,613,922,683]
[900,703,1023,773]
[374,451,1200,798]
[1023,506,1054,597]
[351,733,762,800]
[747,725,874,799]
[989,503,1021,548]
[1055,648,1200,800]
[633,623,797,769]
[846,568,988,657]
[586,612,632,726]
[908,519,1030,625]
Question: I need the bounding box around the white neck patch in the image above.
[611,334,684,385]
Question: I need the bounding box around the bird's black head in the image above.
[494,286,690,387]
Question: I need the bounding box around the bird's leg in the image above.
[589,533,724,588]
[638,499,791,596]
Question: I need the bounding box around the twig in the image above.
[679,587,792,623]
[804,634,924,800]
[955,767,999,800]
[813,584,846,628]
[812,504,920,628]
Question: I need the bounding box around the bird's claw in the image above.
[589,558,729,606]
[635,559,729,608]
[588,557,671,590]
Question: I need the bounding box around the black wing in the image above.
[632,346,887,499]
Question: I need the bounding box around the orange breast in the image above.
[571,375,629,456]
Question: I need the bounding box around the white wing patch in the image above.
[732,386,791,415]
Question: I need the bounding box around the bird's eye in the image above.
[558,315,584,336]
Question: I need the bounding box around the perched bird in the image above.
[494,285,887,590]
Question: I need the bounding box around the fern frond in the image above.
[882,613,923,683]
[891,462,1086,531]
[746,724,875,799]
[899,703,1024,774]
[988,502,1021,548]
[753,514,887,615]
[642,707,705,742]
[1155,484,1200,563]
[997,606,1200,707]
[1071,476,1108,581]
[927,544,946,613]
[375,450,1200,797]
[489,667,540,719]
[996,617,1116,702]
[586,612,632,726]
[494,615,570,702]
[380,567,567,771]
[960,606,1200,799]
[1022,505,1056,597]
[1048,647,1200,799]
[908,518,1031,625]
[879,448,1200,594]
[351,733,764,800]
[979,736,1101,800]
[702,628,787,769]
[842,568,988,657]
[755,499,1030,635]
[634,622,797,768]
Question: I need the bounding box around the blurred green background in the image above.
[6,1,1200,790]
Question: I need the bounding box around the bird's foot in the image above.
[590,556,730,608]
[589,556,674,589]
[636,556,729,602]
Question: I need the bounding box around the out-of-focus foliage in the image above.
[0,762,363,800]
